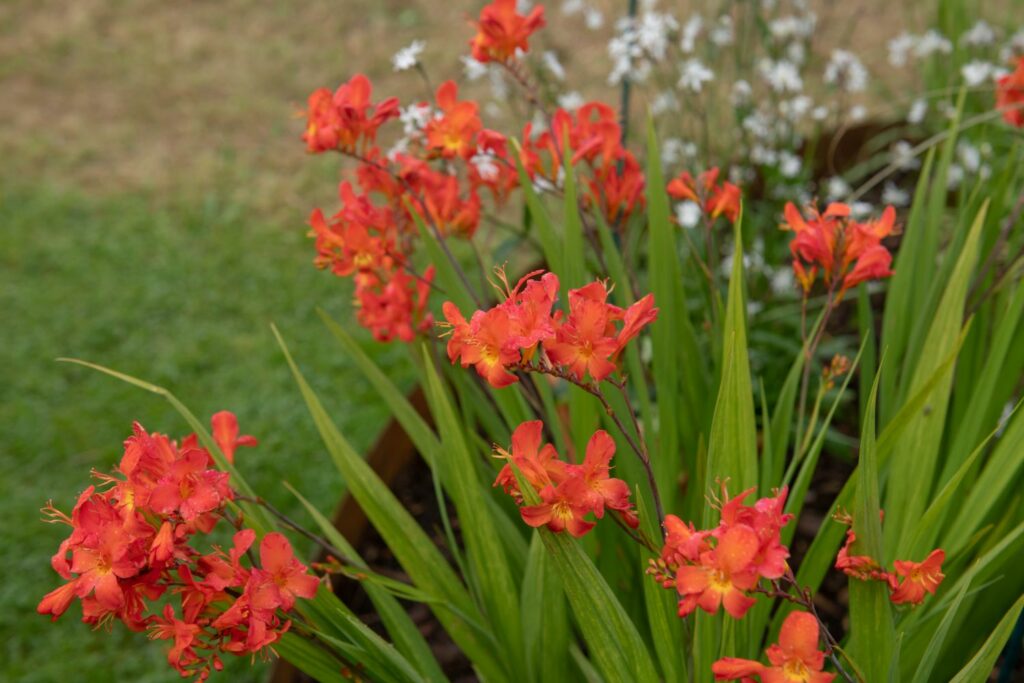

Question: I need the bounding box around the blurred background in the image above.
[0,0,1013,681]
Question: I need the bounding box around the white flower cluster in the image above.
[391,40,425,72]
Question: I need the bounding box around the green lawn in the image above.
[0,183,413,682]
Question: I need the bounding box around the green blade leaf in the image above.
[948,594,1024,683]
[271,325,508,683]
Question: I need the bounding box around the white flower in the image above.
[675,201,702,228]
[812,105,829,121]
[392,40,425,72]
[461,55,489,81]
[892,141,920,170]
[584,7,604,29]
[961,60,995,86]
[1001,30,1024,62]
[750,144,778,166]
[824,50,868,92]
[779,151,802,178]
[780,95,813,121]
[470,150,500,181]
[516,0,533,13]
[651,90,680,116]
[399,103,433,136]
[826,176,851,200]
[709,15,734,46]
[542,51,566,80]
[662,138,697,165]
[888,32,916,67]
[907,98,927,124]
[770,267,796,295]
[961,20,996,47]
[678,58,714,93]
[769,14,816,41]
[638,12,678,60]
[557,91,585,111]
[914,30,953,58]
[849,105,867,122]
[850,201,874,218]
[881,182,909,206]
[731,79,752,106]
[785,41,807,65]
[489,69,509,99]
[947,163,964,189]
[957,142,981,172]
[680,15,703,53]
[759,59,803,93]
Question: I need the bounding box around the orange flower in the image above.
[520,478,596,538]
[890,549,945,605]
[545,281,622,381]
[211,411,257,465]
[469,0,546,64]
[996,56,1024,127]
[425,80,483,160]
[443,302,523,388]
[569,430,635,520]
[782,201,897,296]
[302,75,399,153]
[675,525,760,619]
[493,420,567,500]
[667,168,742,224]
[713,611,835,682]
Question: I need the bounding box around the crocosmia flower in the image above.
[470,0,546,64]
[425,80,483,159]
[39,417,319,681]
[667,167,742,224]
[302,74,399,153]
[996,56,1024,127]
[890,549,945,605]
[712,610,835,682]
[495,421,637,538]
[782,201,897,296]
[648,485,794,621]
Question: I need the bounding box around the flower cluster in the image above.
[834,515,945,606]
[667,167,742,226]
[521,102,646,223]
[469,0,546,64]
[37,415,318,680]
[442,269,658,388]
[649,485,793,619]
[712,610,835,683]
[996,56,1024,128]
[782,201,898,297]
[493,420,637,537]
[302,74,399,154]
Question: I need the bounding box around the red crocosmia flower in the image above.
[520,478,596,538]
[148,448,233,522]
[782,201,897,296]
[675,524,760,619]
[713,610,835,682]
[469,129,519,204]
[149,605,204,677]
[302,74,399,153]
[425,80,482,159]
[493,420,567,499]
[570,430,634,519]
[37,581,78,621]
[589,151,647,223]
[667,167,742,223]
[834,527,890,582]
[443,301,522,388]
[661,515,712,568]
[258,533,320,610]
[470,0,546,64]
[717,486,793,580]
[996,56,1024,127]
[616,293,659,356]
[890,549,945,605]
[210,411,257,464]
[546,281,623,382]
[355,266,435,343]
[422,176,482,238]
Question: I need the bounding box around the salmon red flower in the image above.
[712,610,835,682]
[667,167,742,223]
[470,0,546,64]
[996,56,1024,127]
[890,549,945,605]
[302,74,399,153]
[496,421,637,538]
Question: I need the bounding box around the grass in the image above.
[0,182,414,682]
